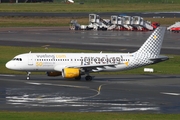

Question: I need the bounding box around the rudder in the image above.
[135,27,166,58]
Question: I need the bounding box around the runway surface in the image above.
[0,74,180,113]
[0,27,179,55]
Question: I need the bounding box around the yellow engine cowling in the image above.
[47,72,62,76]
[62,68,80,78]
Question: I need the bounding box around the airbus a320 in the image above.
[6,27,168,81]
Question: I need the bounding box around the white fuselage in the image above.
[6,52,152,72]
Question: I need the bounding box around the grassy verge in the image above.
[0,112,180,120]
[0,3,180,13]
[1,46,180,75]
[0,17,73,27]
[0,3,179,27]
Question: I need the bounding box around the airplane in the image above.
[6,27,168,81]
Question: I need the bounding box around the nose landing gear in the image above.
[27,72,31,80]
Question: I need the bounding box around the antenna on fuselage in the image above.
[42,45,50,49]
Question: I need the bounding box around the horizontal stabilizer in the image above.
[149,55,169,63]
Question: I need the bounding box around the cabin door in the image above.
[28,54,33,66]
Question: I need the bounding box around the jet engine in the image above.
[62,68,80,78]
[47,71,62,76]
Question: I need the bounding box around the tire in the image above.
[85,76,92,81]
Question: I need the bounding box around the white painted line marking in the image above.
[161,92,180,96]
[26,82,89,89]
[0,74,15,77]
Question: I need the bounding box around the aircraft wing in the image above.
[66,63,118,69]
[54,63,121,72]
[66,63,121,72]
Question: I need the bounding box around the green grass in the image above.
[0,112,180,120]
[1,46,180,75]
[0,17,72,27]
[73,0,180,4]
[0,3,179,13]
[0,2,179,27]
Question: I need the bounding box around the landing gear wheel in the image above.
[85,75,92,81]
[27,76,30,80]
[75,75,81,80]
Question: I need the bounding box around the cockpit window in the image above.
[12,58,22,61]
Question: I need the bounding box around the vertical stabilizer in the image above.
[135,27,166,58]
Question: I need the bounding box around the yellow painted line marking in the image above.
[98,84,108,93]
[27,82,100,101]
[98,85,102,92]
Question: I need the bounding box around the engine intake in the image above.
[62,68,80,78]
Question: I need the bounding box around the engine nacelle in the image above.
[47,72,62,77]
[62,68,80,78]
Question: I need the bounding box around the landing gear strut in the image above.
[27,72,31,80]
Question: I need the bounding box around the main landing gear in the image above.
[85,75,92,81]
[26,72,31,80]
[74,75,92,81]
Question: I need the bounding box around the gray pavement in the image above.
[0,12,180,18]
[0,74,180,113]
[0,27,179,54]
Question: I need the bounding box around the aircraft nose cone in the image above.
[6,61,14,70]
[6,61,10,69]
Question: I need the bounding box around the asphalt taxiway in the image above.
[0,12,180,18]
[0,74,180,113]
[0,27,179,54]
